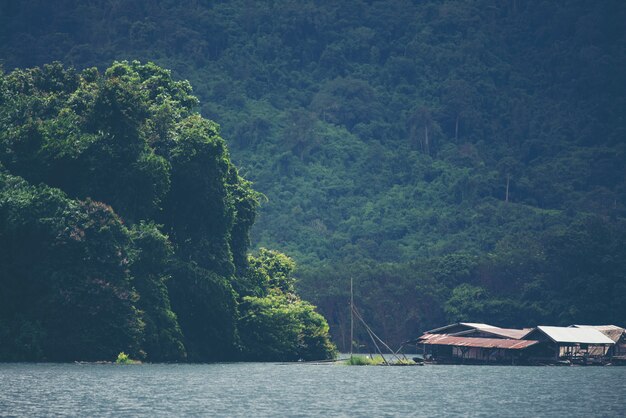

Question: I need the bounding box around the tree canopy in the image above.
[0,61,336,362]
[0,0,625,351]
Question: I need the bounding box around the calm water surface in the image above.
[1,362,625,417]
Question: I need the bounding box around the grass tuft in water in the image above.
[345,355,385,366]
[344,355,418,366]
[115,352,140,365]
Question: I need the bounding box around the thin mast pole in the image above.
[350,277,354,357]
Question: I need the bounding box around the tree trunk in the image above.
[455,115,459,141]
[505,174,510,203]
[424,124,430,155]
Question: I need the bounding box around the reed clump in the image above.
[345,355,385,366]
[115,352,141,365]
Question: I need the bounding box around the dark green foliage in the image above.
[297,261,448,351]
[238,291,336,361]
[129,222,186,362]
[166,261,239,362]
[0,61,334,362]
[0,174,143,361]
[238,250,337,361]
[0,62,176,223]
[444,284,529,326]
[164,115,235,276]
[0,0,624,351]
[228,168,260,274]
[247,248,297,294]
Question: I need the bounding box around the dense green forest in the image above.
[0,61,335,361]
[1,0,625,351]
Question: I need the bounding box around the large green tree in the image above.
[238,249,336,361]
[0,172,144,361]
[0,61,335,362]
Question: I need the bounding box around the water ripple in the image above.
[0,363,625,417]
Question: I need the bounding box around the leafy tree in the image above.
[238,249,336,360]
[129,222,187,362]
[166,261,239,361]
[239,291,336,361]
[0,173,143,361]
[0,61,335,362]
[164,115,235,276]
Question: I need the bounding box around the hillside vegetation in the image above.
[0,61,335,361]
[1,0,625,349]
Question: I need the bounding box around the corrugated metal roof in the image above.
[488,328,533,339]
[571,325,625,343]
[425,322,500,334]
[453,327,531,340]
[425,322,531,339]
[534,326,615,345]
[460,322,498,329]
[417,333,539,350]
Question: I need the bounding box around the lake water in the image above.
[1,362,625,417]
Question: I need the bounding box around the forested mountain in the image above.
[0,61,335,362]
[1,0,625,351]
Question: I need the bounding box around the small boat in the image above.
[412,357,425,365]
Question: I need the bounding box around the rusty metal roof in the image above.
[417,333,539,350]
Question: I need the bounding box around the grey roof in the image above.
[454,327,532,340]
[425,322,530,339]
[460,322,497,329]
[571,325,625,343]
[425,322,496,334]
[534,326,615,345]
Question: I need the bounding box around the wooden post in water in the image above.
[350,277,354,358]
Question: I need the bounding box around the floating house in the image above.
[570,325,626,357]
[523,326,615,364]
[415,333,541,364]
[407,322,623,365]
[407,323,543,364]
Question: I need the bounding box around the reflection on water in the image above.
[0,363,625,417]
